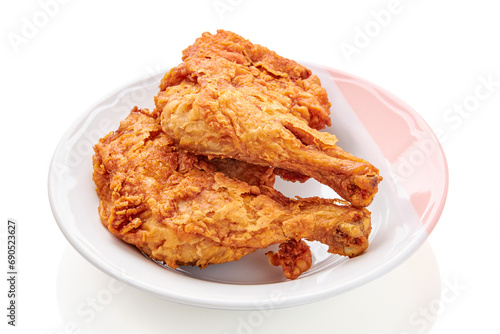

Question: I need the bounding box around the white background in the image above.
[1,0,499,333]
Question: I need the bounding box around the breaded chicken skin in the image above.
[92,108,371,275]
[155,30,382,207]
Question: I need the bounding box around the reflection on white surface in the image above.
[56,241,440,334]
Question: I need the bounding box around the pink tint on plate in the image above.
[327,68,448,234]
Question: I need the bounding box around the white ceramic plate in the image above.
[48,63,448,310]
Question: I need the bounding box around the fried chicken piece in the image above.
[92,108,371,277]
[155,30,382,207]
[266,239,312,280]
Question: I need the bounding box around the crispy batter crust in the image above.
[266,239,312,280]
[155,30,382,207]
[92,109,371,275]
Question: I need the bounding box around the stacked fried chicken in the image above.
[92,30,382,280]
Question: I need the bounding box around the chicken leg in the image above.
[155,30,382,207]
[92,108,371,277]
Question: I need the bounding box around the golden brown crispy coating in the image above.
[179,30,332,131]
[92,108,371,275]
[155,30,382,207]
[205,157,276,188]
[266,239,312,280]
